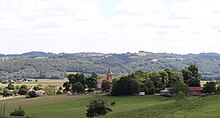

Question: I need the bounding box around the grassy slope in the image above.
[1,94,220,118]
[0,95,171,118]
[105,95,220,118]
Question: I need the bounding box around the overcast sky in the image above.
[0,0,220,54]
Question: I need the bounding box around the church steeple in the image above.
[106,68,112,82]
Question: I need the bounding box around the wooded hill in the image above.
[1,51,220,80]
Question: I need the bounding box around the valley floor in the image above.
[0,94,220,118]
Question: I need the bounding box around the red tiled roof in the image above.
[35,90,45,93]
[97,78,106,83]
[189,87,203,91]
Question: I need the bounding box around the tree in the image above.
[86,98,112,118]
[203,82,216,94]
[6,81,14,90]
[111,76,140,96]
[182,64,201,87]
[18,85,28,95]
[26,90,38,98]
[170,81,189,95]
[10,106,25,116]
[63,82,70,92]
[101,80,111,92]
[159,70,169,87]
[72,82,85,94]
[142,79,155,94]
[86,72,98,88]
[2,89,11,97]
[164,68,183,87]
[217,85,220,92]
[68,73,86,86]
[149,72,164,91]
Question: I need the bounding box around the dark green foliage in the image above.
[182,64,201,87]
[217,85,220,92]
[111,76,140,96]
[10,106,25,116]
[1,52,220,80]
[68,73,86,86]
[6,82,14,90]
[26,91,38,98]
[101,80,111,92]
[2,89,12,97]
[149,72,165,91]
[72,82,85,94]
[63,82,70,92]
[18,85,28,95]
[170,81,189,95]
[86,98,112,118]
[142,79,155,94]
[86,72,98,88]
[203,82,216,93]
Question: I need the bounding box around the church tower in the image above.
[106,68,112,83]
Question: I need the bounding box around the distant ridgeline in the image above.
[1,51,220,80]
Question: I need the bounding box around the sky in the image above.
[0,0,220,54]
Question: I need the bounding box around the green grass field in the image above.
[0,78,67,88]
[1,94,220,118]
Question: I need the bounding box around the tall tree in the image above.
[86,72,98,88]
[182,64,201,87]
[67,73,86,87]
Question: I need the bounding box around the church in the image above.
[97,68,112,89]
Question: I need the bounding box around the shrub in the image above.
[101,80,111,92]
[26,91,38,98]
[56,90,63,94]
[10,106,25,116]
[2,89,12,97]
[72,82,85,94]
[18,85,28,95]
[86,98,112,118]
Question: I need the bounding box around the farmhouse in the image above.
[35,90,46,96]
[97,68,113,89]
[28,88,46,96]
[188,87,203,96]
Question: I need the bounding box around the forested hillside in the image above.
[0,51,220,80]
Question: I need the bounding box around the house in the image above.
[35,90,46,96]
[28,88,46,96]
[97,68,113,89]
[188,87,203,96]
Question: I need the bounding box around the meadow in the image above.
[1,93,220,118]
[0,78,67,88]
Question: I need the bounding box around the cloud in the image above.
[0,0,220,54]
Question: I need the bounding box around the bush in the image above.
[86,98,112,118]
[204,82,216,94]
[72,82,85,94]
[2,89,12,97]
[26,91,38,98]
[56,90,63,94]
[176,91,186,101]
[18,85,28,95]
[101,80,111,92]
[10,106,25,116]
[111,76,140,96]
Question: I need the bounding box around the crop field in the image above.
[0,78,68,88]
[1,94,220,118]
